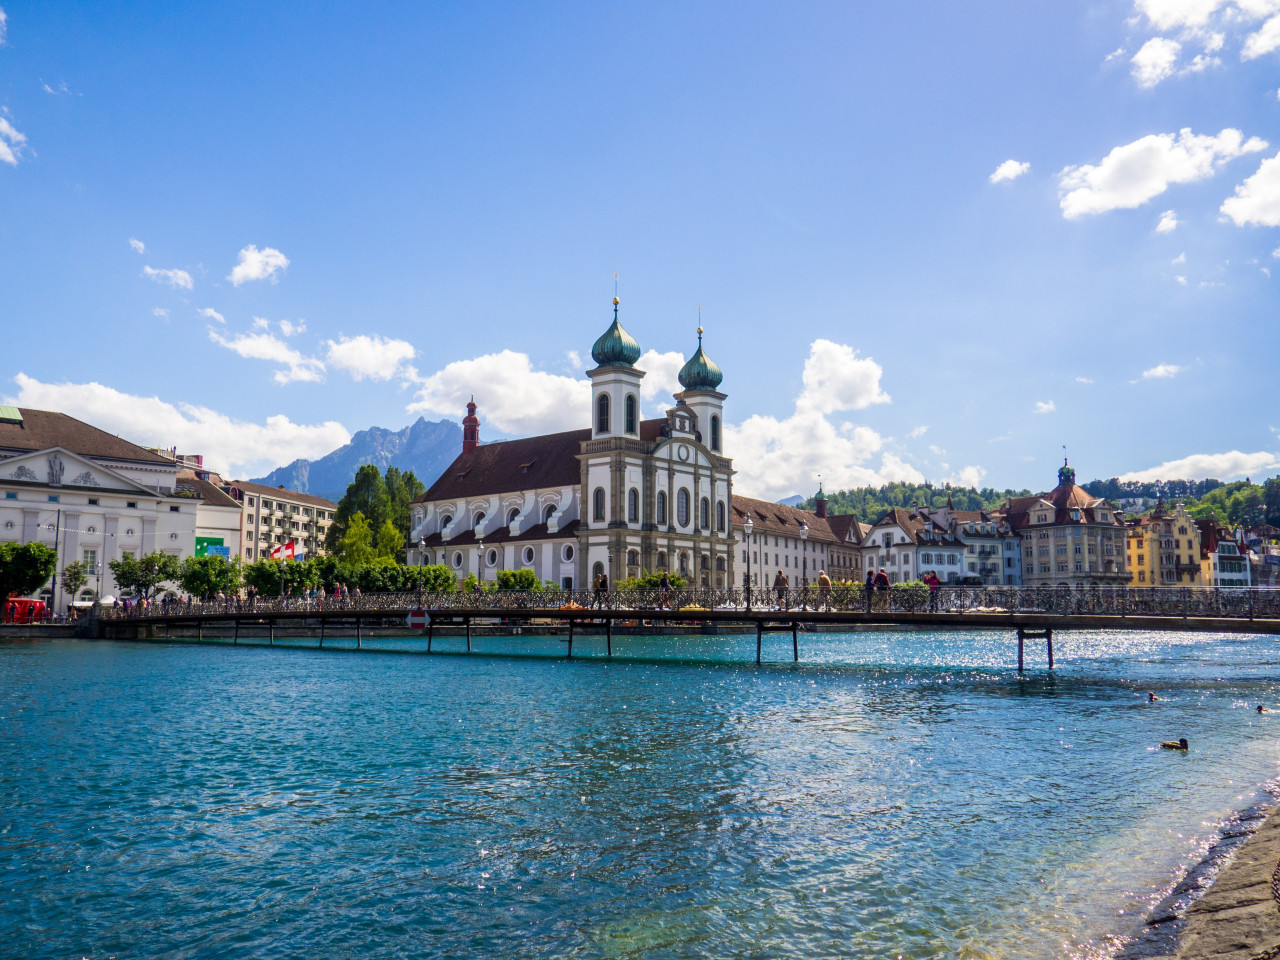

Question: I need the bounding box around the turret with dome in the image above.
[674,325,726,455]
[678,327,723,391]
[591,297,642,368]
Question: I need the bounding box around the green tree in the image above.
[338,511,376,564]
[374,518,403,560]
[495,568,541,590]
[108,551,181,600]
[0,542,58,610]
[178,554,243,598]
[1264,477,1280,525]
[326,464,391,552]
[61,560,90,600]
[384,466,426,540]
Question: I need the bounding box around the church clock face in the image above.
[677,444,690,462]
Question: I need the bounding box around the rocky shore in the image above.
[1122,798,1280,960]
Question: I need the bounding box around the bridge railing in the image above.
[107,584,1280,621]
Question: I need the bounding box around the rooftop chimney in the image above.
[462,397,481,454]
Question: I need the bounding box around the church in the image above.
[407,299,736,589]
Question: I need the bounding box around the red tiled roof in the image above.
[0,408,173,464]
[1003,482,1120,530]
[175,473,241,508]
[824,513,864,544]
[730,494,839,544]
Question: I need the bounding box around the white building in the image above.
[0,406,196,609]
[223,480,337,561]
[408,301,736,588]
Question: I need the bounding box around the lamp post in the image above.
[743,514,754,612]
[477,538,484,587]
[800,520,809,610]
[417,536,425,606]
[606,553,613,608]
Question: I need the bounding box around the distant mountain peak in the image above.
[249,417,462,502]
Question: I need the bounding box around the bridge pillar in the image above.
[269,620,274,645]
[756,621,763,664]
[197,619,202,642]
[356,618,362,649]
[466,617,472,652]
[1046,628,1053,669]
[567,618,573,659]
[606,618,612,657]
[792,621,799,662]
[1017,627,1024,673]
[319,619,324,648]
[234,619,239,645]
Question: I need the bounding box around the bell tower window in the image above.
[625,394,638,434]
[710,415,721,452]
[596,394,610,435]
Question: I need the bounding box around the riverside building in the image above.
[407,300,736,588]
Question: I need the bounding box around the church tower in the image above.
[588,297,644,439]
[674,326,726,455]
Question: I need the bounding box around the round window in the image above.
[487,549,497,566]
[126,528,134,536]
[523,546,535,564]
[87,526,96,534]
[563,544,574,562]
[453,552,463,568]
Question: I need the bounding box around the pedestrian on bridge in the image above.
[864,570,875,613]
[773,570,789,610]
[817,570,831,611]
[874,568,891,612]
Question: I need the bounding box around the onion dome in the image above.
[678,327,723,391]
[1057,458,1076,488]
[591,298,642,367]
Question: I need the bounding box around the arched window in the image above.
[472,511,486,528]
[627,549,639,567]
[710,415,721,452]
[716,501,726,532]
[596,394,610,434]
[657,551,668,570]
[677,489,690,527]
[593,487,606,522]
[678,551,689,575]
[543,504,557,524]
[656,491,667,525]
[441,514,453,530]
[507,507,520,526]
[699,497,710,529]
[625,394,638,434]
[715,557,726,571]
[592,561,605,581]
[627,488,639,523]
[700,555,710,570]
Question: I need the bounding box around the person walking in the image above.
[659,570,671,610]
[773,569,789,610]
[817,570,832,611]
[924,571,941,612]
[864,569,875,613]
[874,568,891,613]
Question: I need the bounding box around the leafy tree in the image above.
[807,482,1033,522]
[178,555,243,598]
[61,560,89,600]
[617,571,687,590]
[384,466,425,539]
[338,511,376,564]
[243,558,317,597]
[326,465,391,552]
[1265,477,1280,525]
[374,518,403,560]
[495,568,541,590]
[0,542,58,609]
[108,551,181,600]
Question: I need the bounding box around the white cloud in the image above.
[1076,376,1095,383]
[324,334,417,382]
[277,318,306,338]
[128,237,145,254]
[1172,251,1186,263]
[1119,449,1279,482]
[141,265,194,291]
[1176,274,1188,284]
[1033,400,1056,414]
[0,115,28,166]
[227,244,289,286]
[1220,151,1280,226]
[989,159,1030,184]
[1135,0,1228,30]
[1157,209,1180,232]
[1142,363,1184,378]
[152,307,168,319]
[908,425,929,439]
[251,316,269,331]
[1273,245,1280,257]
[6,373,350,479]
[1132,36,1183,86]
[949,466,987,489]
[1058,128,1267,219]
[636,349,685,402]
[929,444,946,455]
[407,350,590,435]
[0,8,6,44]
[1243,12,1280,56]
[208,328,324,384]
[1105,46,1127,62]
[197,307,225,324]
[797,339,891,414]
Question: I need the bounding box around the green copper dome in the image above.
[591,298,642,368]
[678,327,723,391]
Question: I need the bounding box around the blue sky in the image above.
[2,1,1278,500]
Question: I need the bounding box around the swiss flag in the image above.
[269,540,305,561]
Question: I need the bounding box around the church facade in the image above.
[407,300,736,589]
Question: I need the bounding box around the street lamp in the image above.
[743,513,754,612]
[477,538,484,586]
[800,520,809,609]
[606,553,614,607]
[417,536,425,606]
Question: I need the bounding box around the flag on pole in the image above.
[269,539,306,561]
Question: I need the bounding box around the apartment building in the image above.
[225,480,337,561]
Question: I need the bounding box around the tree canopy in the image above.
[108,552,181,600]
[326,464,424,559]
[61,561,89,600]
[803,482,1032,521]
[0,542,58,603]
[178,555,243,598]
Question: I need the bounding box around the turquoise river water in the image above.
[2,630,1279,959]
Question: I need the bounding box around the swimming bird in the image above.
[1147,692,1161,702]
[1257,705,1269,713]
[1160,738,1189,750]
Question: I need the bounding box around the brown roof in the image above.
[417,419,669,503]
[226,479,337,508]
[175,473,242,508]
[415,520,580,549]
[730,494,839,544]
[1003,482,1120,531]
[824,513,865,545]
[0,408,173,464]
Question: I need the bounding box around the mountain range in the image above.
[250,417,463,503]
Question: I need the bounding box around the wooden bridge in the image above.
[88,589,1280,671]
